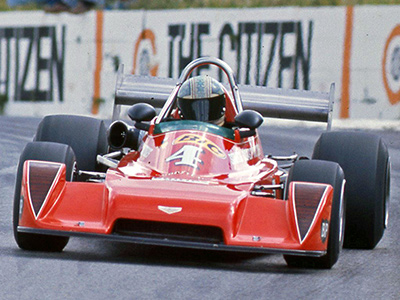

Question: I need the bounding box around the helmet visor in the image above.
[178,94,225,122]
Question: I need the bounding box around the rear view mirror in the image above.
[128,103,156,123]
[234,110,263,130]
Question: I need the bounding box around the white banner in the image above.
[0,6,399,120]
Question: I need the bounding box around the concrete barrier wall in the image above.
[0,6,399,120]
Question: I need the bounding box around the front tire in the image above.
[284,160,345,269]
[13,142,75,252]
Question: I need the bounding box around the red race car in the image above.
[13,57,390,269]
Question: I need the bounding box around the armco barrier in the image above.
[0,6,399,120]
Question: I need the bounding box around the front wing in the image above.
[17,160,333,257]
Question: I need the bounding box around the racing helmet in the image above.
[177,75,226,125]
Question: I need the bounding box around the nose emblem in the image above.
[158,205,182,214]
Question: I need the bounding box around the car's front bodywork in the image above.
[18,120,334,257]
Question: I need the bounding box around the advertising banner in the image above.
[351,6,400,119]
[0,6,399,121]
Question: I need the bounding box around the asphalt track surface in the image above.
[0,116,399,299]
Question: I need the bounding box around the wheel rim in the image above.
[338,179,346,248]
[384,159,391,229]
[71,161,78,182]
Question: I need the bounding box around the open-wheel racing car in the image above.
[13,57,390,269]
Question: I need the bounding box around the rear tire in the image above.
[313,131,390,249]
[284,160,345,269]
[35,114,107,171]
[13,142,75,252]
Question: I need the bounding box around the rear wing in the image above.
[113,65,334,130]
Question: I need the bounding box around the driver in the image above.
[177,75,226,126]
